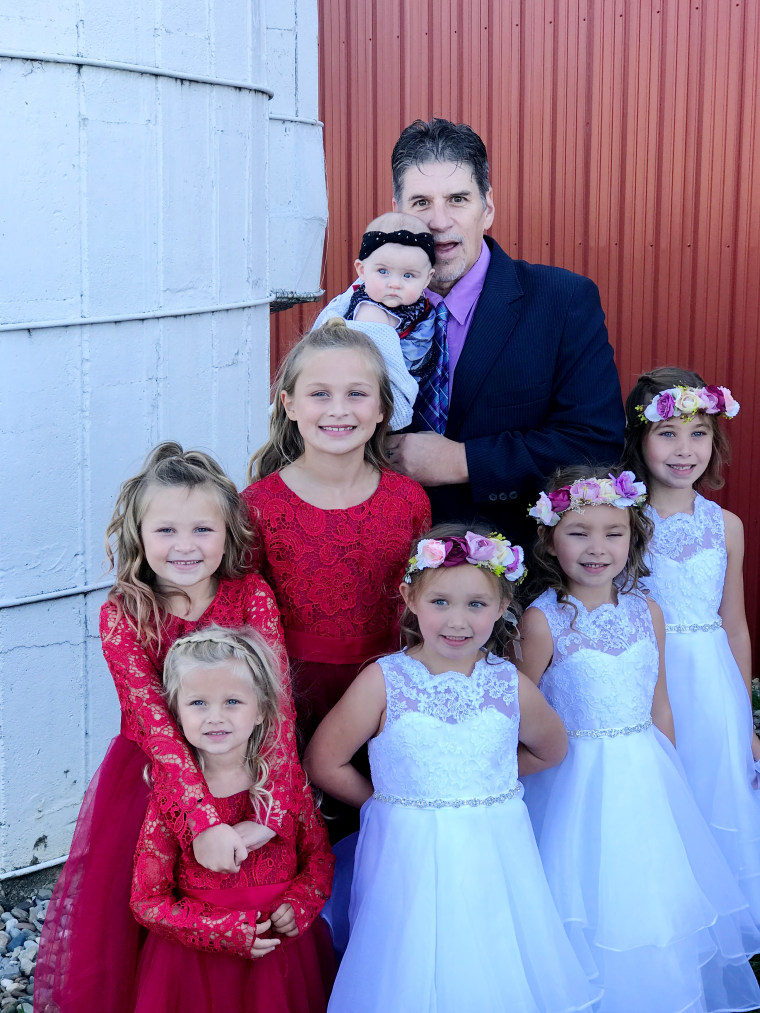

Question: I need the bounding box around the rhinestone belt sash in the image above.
[665,618,722,634]
[567,717,652,739]
[372,785,523,809]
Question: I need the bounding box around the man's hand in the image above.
[386,432,468,486]
[192,824,248,873]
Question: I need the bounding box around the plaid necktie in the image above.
[416,301,449,433]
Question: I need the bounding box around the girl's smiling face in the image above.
[401,564,505,675]
[281,348,385,459]
[641,416,714,494]
[176,660,263,762]
[548,504,631,604]
[140,483,226,605]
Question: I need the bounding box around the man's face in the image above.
[393,160,495,296]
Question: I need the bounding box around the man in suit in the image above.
[386,118,625,544]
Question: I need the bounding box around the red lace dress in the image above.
[131,782,335,1012]
[242,470,430,745]
[35,573,302,1013]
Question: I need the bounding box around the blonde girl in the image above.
[130,628,334,1013]
[36,443,303,1013]
[243,319,430,841]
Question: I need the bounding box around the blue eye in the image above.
[378,268,388,275]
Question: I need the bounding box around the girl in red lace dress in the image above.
[242,320,430,840]
[131,627,334,1013]
[35,443,305,1013]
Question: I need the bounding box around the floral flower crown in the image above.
[404,531,526,583]
[528,472,647,527]
[636,384,739,424]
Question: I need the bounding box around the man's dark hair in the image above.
[391,118,491,204]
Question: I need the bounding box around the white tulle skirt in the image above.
[328,793,600,1013]
[666,626,760,920]
[524,725,760,1013]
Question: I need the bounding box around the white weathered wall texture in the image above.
[0,0,326,875]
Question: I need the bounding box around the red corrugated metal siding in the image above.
[272,0,760,644]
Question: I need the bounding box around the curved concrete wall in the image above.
[0,0,325,874]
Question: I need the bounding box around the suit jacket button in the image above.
[499,492,507,501]
[509,491,518,500]
[489,493,498,502]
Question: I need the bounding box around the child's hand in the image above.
[250,915,281,958]
[233,820,276,852]
[270,902,299,937]
[192,824,248,873]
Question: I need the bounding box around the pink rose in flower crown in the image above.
[416,539,446,569]
[465,531,497,562]
[701,386,722,413]
[569,479,602,504]
[718,386,740,418]
[548,488,571,514]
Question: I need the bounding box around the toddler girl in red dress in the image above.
[131,627,334,1013]
[35,442,303,1013]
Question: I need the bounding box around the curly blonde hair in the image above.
[247,318,394,482]
[163,627,283,820]
[105,442,254,647]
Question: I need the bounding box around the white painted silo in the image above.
[0,0,326,876]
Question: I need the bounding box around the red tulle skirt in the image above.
[134,885,335,1013]
[34,734,151,1013]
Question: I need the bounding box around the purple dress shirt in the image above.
[425,240,491,400]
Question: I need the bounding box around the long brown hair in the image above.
[528,465,653,614]
[400,522,522,658]
[163,627,283,820]
[105,442,254,647]
[247,318,394,482]
[622,366,730,491]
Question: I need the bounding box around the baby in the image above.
[313,212,437,430]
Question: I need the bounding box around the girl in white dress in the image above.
[305,524,600,1013]
[622,367,760,922]
[520,467,760,1013]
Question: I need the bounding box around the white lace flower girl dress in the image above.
[523,589,760,1013]
[327,651,599,1013]
[645,495,760,920]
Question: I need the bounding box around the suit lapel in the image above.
[446,240,523,437]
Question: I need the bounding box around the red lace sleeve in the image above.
[130,799,259,957]
[100,603,221,847]
[276,784,334,935]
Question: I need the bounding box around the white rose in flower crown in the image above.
[489,538,514,569]
[674,388,703,416]
[719,386,740,418]
[528,492,559,526]
[503,544,526,581]
[416,539,447,569]
[597,479,618,503]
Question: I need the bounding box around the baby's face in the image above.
[355,243,434,308]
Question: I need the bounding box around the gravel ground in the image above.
[0,888,47,1012]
